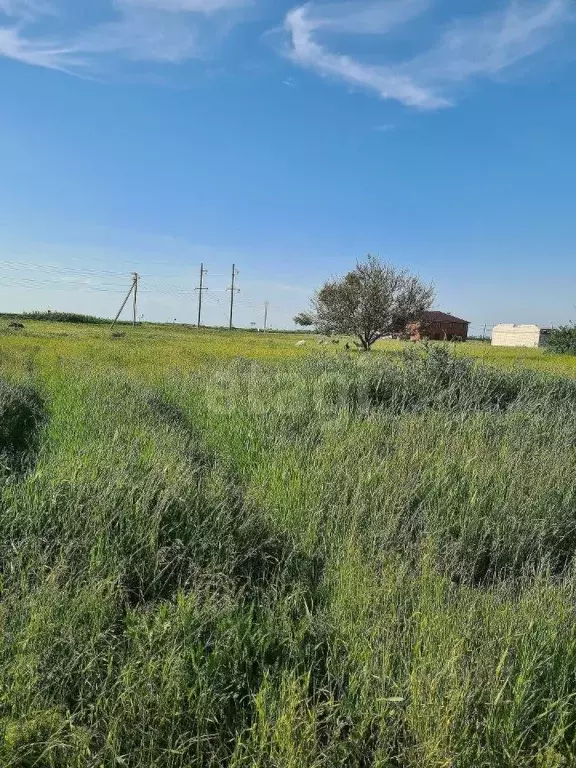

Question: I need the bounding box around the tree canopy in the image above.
[293,312,315,327]
[300,255,434,350]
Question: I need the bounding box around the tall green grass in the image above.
[0,377,43,471]
[1,346,576,766]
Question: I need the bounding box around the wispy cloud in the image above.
[119,0,249,11]
[284,1,446,110]
[410,0,572,83]
[3,0,572,96]
[73,8,200,63]
[0,0,250,73]
[373,124,395,133]
[0,0,53,18]
[0,26,81,71]
[284,0,574,109]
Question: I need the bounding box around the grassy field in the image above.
[2,318,576,376]
[2,319,576,766]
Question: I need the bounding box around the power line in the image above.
[0,276,125,293]
[0,260,294,328]
[204,295,230,325]
[0,259,129,279]
[142,276,196,294]
[0,260,205,295]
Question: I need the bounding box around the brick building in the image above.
[408,311,469,342]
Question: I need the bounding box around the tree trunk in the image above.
[359,336,370,351]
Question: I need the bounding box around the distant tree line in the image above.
[20,311,109,324]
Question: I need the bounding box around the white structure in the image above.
[491,324,551,348]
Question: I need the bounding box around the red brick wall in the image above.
[408,321,468,342]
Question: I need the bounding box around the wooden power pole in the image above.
[111,273,138,331]
[195,263,208,327]
[227,264,239,330]
[132,272,138,327]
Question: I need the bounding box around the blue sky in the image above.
[1,0,575,332]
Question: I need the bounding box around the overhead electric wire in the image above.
[204,294,231,324]
[0,277,125,293]
[1,273,126,290]
[1,259,129,280]
[0,261,284,325]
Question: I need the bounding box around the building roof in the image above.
[492,324,551,332]
[421,311,469,324]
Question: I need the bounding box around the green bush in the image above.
[547,324,576,355]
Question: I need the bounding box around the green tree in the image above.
[293,312,315,327]
[299,255,434,351]
[547,325,576,355]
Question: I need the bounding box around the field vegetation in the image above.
[1,319,576,766]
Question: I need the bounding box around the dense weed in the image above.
[21,311,109,324]
[0,377,44,472]
[1,345,576,766]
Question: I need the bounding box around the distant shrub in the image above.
[547,324,576,355]
[22,311,108,324]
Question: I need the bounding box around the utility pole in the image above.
[195,263,208,327]
[132,272,138,327]
[227,263,239,330]
[111,273,138,330]
[263,301,269,332]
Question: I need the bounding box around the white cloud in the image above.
[410,0,572,83]
[0,26,81,70]
[285,2,450,110]
[0,0,52,17]
[293,0,430,36]
[118,0,249,12]
[72,9,199,62]
[284,0,574,109]
[373,124,395,132]
[0,0,249,73]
